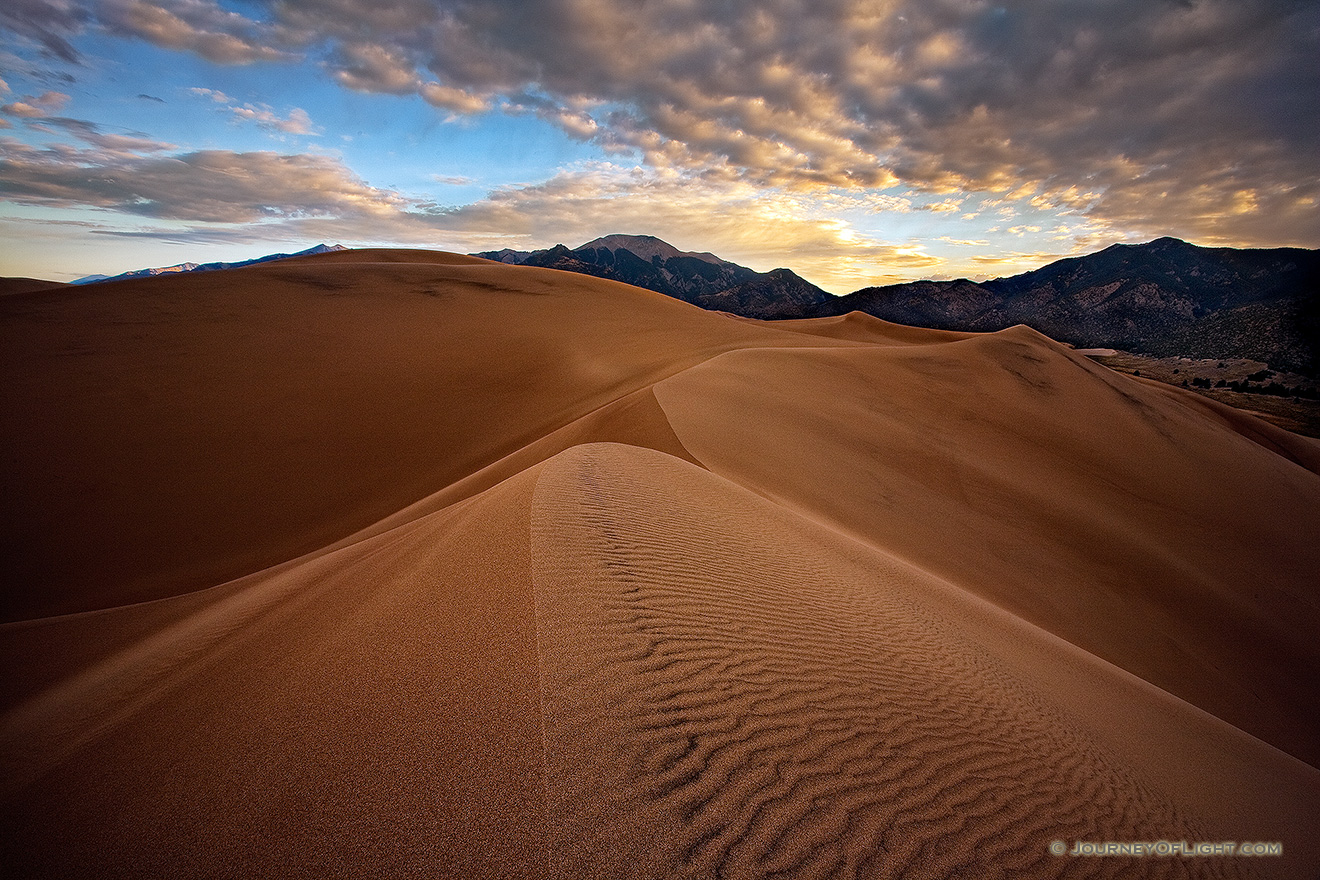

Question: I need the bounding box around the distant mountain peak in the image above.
[577,234,727,266]
[480,248,532,264]
[1125,236,1195,252]
[473,233,831,318]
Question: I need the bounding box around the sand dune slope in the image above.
[0,253,817,620]
[532,443,1317,879]
[2,464,549,878]
[654,326,1320,766]
[3,251,1319,877]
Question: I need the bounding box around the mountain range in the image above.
[810,237,1320,374]
[476,234,833,319]
[481,235,1320,374]
[71,243,348,285]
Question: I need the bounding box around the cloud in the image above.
[0,140,406,222]
[136,93,165,102]
[0,0,89,62]
[1,101,47,118]
[228,104,318,135]
[188,87,233,103]
[2,0,293,64]
[1,90,69,118]
[329,43,490,113]
[37,116,177,153]
[187,87,318,135]
[95,0,290,64]
[419,82,488,115]
[921,198,965,213]
[330,41,419,95]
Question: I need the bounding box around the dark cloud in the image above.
[0,0,89,62]
[1,0,291,65]
[136,93,164,102]
[39,116,176,152]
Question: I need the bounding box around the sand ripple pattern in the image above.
[530,443,1234,879]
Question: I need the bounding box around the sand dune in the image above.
[0,278,68,296]
[2,250,1317,877]
[0,253,822,620]
[653,326,1320,766]
[532,443,1317,878]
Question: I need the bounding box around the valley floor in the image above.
[1085,350,1320,438]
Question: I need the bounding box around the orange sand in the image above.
[2,250,1317,877]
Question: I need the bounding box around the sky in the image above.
[1,1,1317,291]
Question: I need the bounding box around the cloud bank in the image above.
[0,140,403,221]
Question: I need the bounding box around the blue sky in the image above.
[2,1,1316,290]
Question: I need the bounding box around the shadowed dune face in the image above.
[0,254,819,620]
[0,278,68,296]
[2,250,1319,877]
[1,465,551,878]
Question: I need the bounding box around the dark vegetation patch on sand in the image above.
[1085,350,1320,437]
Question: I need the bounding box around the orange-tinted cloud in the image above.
[96,0,290,64]
[1,91,69,118]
